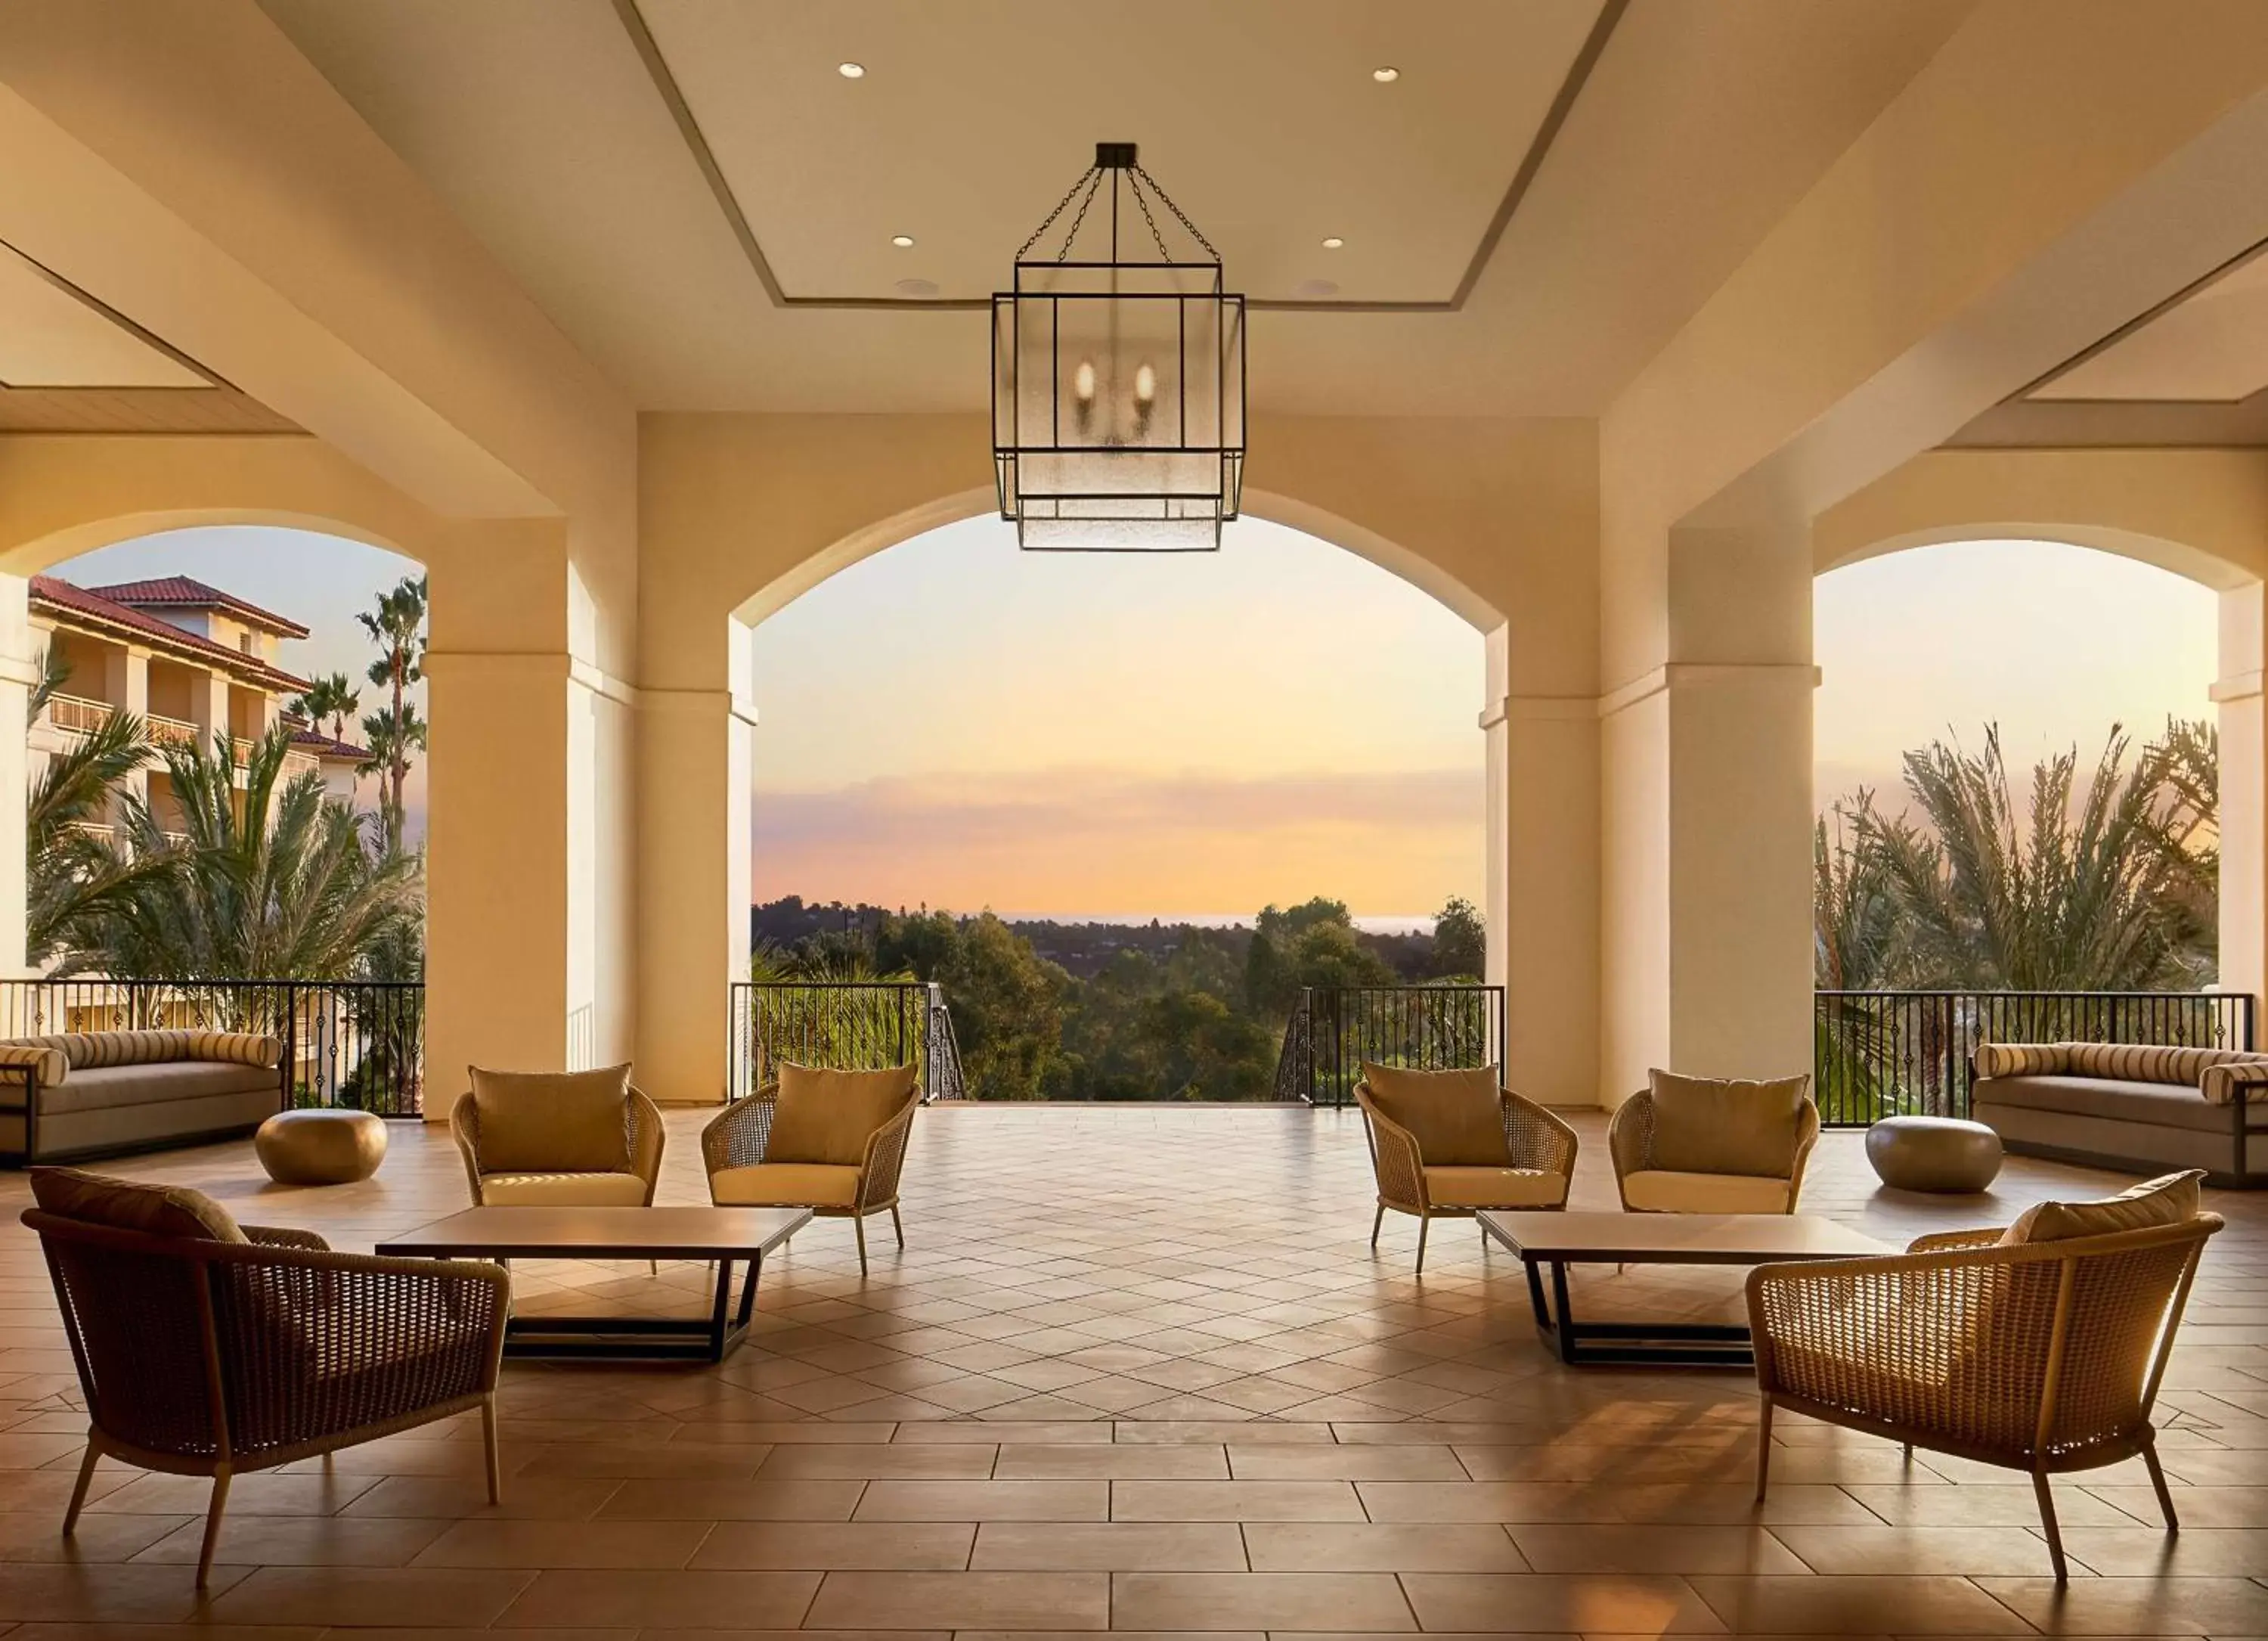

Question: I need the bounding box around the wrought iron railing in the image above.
[1274,984,1507,1107]
[1814,989,2255,1127]
[728,981,965,1102]
[0,976,425,1116]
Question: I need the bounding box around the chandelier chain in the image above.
[1132,164,1219,261]
[1052,171,1105,265]
[1123,170,1178,265]
[1016,166,1104,262]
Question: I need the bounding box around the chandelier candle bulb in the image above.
[993,141,1245,551]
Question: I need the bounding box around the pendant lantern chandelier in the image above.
[993,142,1246,551]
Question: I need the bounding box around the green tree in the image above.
[1814,795,1900,989]
[1853,724,2211,991]
[24,647,173,971]
[79,725,422,985]
[291,672,361,742]
[933,914,1070,1100]
[356,575,427,853]
[1430,895,1486,980]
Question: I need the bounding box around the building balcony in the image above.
[42,693,116,735]
[147,713,198,749]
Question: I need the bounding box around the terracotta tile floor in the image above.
[0,1102,2263,1637]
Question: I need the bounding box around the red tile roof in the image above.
[80,575,311,639]
[286,721,370,762]
[31,576,309,695]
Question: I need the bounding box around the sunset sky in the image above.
[48,524,2221,922]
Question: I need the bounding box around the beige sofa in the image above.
[1971,1041,2268,1187]
[0,1031,286,1165]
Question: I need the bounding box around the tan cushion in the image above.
[765,1063,917,1168]
[29,1165,247,1241]
[1423,1165,1566,1208]
[478,1170,650,1207]
[1647,1069,1808,1177]
[1973,1042,2068,1079]
[1621,1169,1793,1214]
[16,1031,280,1071]
[2001,1169,2204,1245]
[469,1064,632,1174]
[1360,1064,1511,1168]
[711,1162,863,1208]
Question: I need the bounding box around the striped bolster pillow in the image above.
[2062,1042,2235,1086]
[1972,1042,2066,1078]
[41,1031,281,1070]
[0,1044,68,1087]
[2199,1061,2268,1106]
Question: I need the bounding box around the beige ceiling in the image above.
[0,240,299,434]
[257,0,1980,417]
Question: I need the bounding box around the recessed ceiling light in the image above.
[838,61,866,79]
[1321,237,1345,250]
[1371,65,1400,82]
[891,234,916,248]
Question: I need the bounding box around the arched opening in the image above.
[1811,532,2236,1125]
[6,521,430,1117]
[739,509,1494,1103]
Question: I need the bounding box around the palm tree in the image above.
[79,725,421,988]
[24,646,175,971]
[1813,794,1914,1121]
[356,575,427,854]
[290,672,361,743]
[1855,724,2211,994]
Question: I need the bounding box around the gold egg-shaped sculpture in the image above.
[255,1108,388,1185]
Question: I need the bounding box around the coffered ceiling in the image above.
[254,0,1981,416]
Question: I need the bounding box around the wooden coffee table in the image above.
[1479,1211,1891,1367]
[377,1205,810,1363]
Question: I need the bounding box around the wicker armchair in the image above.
[26,1207,508,1587]
[1355,1078,1578,1273]
[1610,1087,1820,1213]
[450,1083,665,1208]
[1749,1213,2222,1582]
[702,1081,916,1275]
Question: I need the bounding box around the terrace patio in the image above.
[0,1105,2262,1636]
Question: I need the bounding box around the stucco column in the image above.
[1599,521,1816,1101]
[0,576,33,976]
[1482,624,1600,1107]
[2216,584,2266,1028]
[423,523,637,1107]
[104,644,150,811]
[633,617,754,1104]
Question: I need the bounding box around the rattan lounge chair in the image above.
[702,1069,918,1276]
[25,1171,509,1587]
[1610,1082,1820,1213]
[1749,1210,2222,1582]
[450,1073,665,1208]
[1355,1070,1578,1273]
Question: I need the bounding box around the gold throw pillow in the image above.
[469,1063,634,1175]
[1359,1063,1511,1168]
[29,1166,246,1242]
[766,1063,919,1168]
[1646,1069,1809,1177]
[2001,1169,2204,1245]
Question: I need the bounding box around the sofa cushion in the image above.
[29,1165,246,1242]
[1647,1069,1809,1177]
[1622,1169,1792,1214]
[2199,1060,2268,1107]
[2002,1169,2203,1245]
[39,1060,280,1116]
[469,1064,633,1174]
[1423,1165,1565,1208]
[711,1162,863,1208]
[1974,1074,2265,1134]
[478,1170,649,1207]
[766,1064,917,1168]
[1360,1064,1511,1168]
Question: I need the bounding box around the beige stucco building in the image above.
[3,2,2267,1109]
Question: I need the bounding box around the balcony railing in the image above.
[44,693,115,735]
[1273,984,1507,1107]
[0,977,425,1117]
[147,714,199,749]
[1814,989,2256,1127]
[728,981,965,1102]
